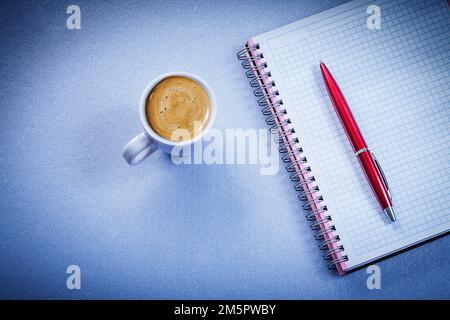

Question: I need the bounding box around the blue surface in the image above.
[0,0,448,299]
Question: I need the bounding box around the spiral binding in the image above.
[237,43,348,273]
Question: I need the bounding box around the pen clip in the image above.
[370,151,392,201]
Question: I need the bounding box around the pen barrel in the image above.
[332,99,367,152]
[357,151,392,209]
[320,62,366,151]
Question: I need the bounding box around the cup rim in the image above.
[139,72,217,147]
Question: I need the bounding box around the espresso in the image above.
[146,76,210,141]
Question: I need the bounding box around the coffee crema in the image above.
[145,76,210,141]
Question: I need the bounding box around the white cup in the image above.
[123,72,217,165]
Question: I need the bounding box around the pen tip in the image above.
[384,207,396,222]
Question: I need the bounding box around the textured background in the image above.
[0,0,448,299]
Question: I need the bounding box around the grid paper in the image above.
[252,0,450,269]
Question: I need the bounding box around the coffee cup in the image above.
[123,72,217,165]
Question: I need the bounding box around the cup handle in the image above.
[123,132,158,165]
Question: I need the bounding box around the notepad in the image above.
[239,0,450,274]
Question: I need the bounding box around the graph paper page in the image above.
[252,0,450,269]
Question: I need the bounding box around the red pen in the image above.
[320,62,395,222]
